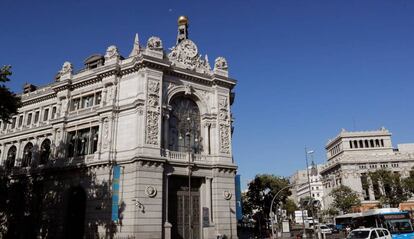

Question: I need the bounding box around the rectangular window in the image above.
[67,126,99,157]
[81,95,94,108]
[11,117,16,128]
[18,115,23,127]
[95,92,102,105]
[26,113,32,125]
[51,107,57,119]
[70,98,80,111]
[34,111,39,123]
[43,108,49,121]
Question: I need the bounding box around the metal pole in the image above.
[302,206,307,238]
[270,184,294,239]
[186,115,193,239]
[187,128,192,239]
[305,147,316,238]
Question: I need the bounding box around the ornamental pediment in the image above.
[168,39,212,75]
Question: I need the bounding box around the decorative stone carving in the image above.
[103,118,109,149]
[105,45,120,60]
[106,85,115,104]
[168,39,211,74]
[223,190,232,200]
[147,36,163,51]
[146,111,160,145]
[214,57,228,70]
[60,98,68,117]
[146,79,161,145]
[148,95,159,108]
[148,80,160,94]
[184,84,193,95]
[219,109,228,121]
[145,186,157,198]
[167,82,175,91]
[219,124,230,154]
[219,97,228,109]
[57,61,73,81]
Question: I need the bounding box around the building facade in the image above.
[0,16,237,239]
[290,163,324,209]
[320,128,414,212]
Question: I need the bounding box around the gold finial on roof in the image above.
[178,16,188,25]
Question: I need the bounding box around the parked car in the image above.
[313,225,333,234]
[326,224,339,233]
[348,228,391,239]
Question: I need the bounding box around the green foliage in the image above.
[245,174,291,218]
[283,198,298,218]
[402,167,414,194]
[321,207,339,217]
[241,191,253,216]
[0,65,21,122]
[299,196,318,217]
[369,169,410,208]
[329,185,361,213]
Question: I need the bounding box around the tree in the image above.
[0,65,21,122]
[283,198,298,218]
[369,169,410,207]
[241,191,253,216]
[403,167,414,194]
[299,196,318,217]
[329,185,361,213]
[245,174,291,218]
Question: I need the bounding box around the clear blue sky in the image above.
[2,0,414,188]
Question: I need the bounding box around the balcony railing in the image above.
[165,150,209,163]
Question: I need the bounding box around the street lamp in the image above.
[305,149,320,239]
[269,184,295,239]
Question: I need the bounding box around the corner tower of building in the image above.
[0,16,237,239]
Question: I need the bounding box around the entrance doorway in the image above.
[65,186,86,239]
[169,176,201,239]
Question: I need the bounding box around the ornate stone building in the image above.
[320,128,414,212]
[0,16,237,239]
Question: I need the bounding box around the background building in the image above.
[290,163,325,209]
[0,16,237,239]
[320,128,414,211]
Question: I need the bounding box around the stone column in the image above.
[0,144,5,165]
[368,179,375,201]
[206,176,213,223]
[164,173,172,239]
[16,140,22,167]
[163,111,170,152]
[203,122,211,155]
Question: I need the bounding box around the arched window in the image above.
[365,140,369,148]
[168,96,202,153]
[22,142,33,167]
[359,140,363,148]
[6,146,17,169]
[354,141,358,149]
[370,139,374,147]
[40,139,51,165]
[375,139,380,147]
